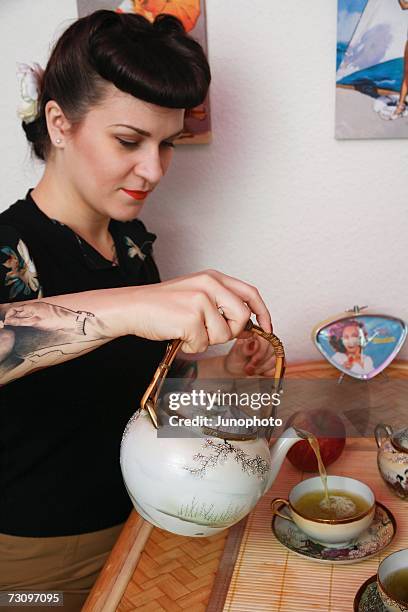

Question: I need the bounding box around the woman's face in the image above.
[61,84,184,221]
[341,325,361,353]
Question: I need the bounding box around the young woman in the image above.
[0,10,275,609]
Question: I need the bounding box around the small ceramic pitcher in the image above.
[375,424,408,500]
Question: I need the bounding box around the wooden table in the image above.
[82,360,408,611]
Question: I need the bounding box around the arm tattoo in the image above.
[0,301,110,382]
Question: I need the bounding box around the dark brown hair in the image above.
[22,10,211,160]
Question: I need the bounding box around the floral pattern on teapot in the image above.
[185,439,270,479]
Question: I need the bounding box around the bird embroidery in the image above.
[124,236,148,261]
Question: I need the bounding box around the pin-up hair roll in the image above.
[21,10,211,160]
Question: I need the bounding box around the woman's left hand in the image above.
[224,335,276,377]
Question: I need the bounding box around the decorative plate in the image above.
[271,502,396,564]
[312,307,407,380]
[354,575,386,611]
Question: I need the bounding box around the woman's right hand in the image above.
[127,269,272,354]
[0,270,271,385]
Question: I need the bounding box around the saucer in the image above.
[354,575,387,611]
[271,502,396,564]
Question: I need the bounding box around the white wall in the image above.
[1,0,407,362]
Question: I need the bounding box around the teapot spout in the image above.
[265,426,309,491]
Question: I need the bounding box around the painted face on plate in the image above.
[60,84,184,221]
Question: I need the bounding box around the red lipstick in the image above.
[122,189,149,201]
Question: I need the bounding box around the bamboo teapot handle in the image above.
[140,320,286,429]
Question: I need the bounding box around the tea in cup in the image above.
[271,475,375,547]
[378,549,408,611]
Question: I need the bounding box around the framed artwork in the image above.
[313,310,407,380]
[77,0,211,144]
[336,0,408,139]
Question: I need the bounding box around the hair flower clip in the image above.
[16,62,44,124]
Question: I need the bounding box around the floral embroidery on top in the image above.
[124,236,149,261]
[1,239,41,298]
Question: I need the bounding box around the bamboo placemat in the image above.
[83,361,408,611]
[222,440,407,612]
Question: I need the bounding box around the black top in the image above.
[0,191,167,536]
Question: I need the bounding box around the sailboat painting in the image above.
[336,0,408,139]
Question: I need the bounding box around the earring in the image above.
[55,138,62,145]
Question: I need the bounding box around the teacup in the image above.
[271,475,375,547]
[377,549,408,611]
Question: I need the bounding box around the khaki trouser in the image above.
[0,523,124,612]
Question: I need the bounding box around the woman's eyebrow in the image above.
[109,124,184,139]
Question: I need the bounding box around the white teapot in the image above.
[120,322,308,537]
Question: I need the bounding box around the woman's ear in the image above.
[44,100,72,147]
